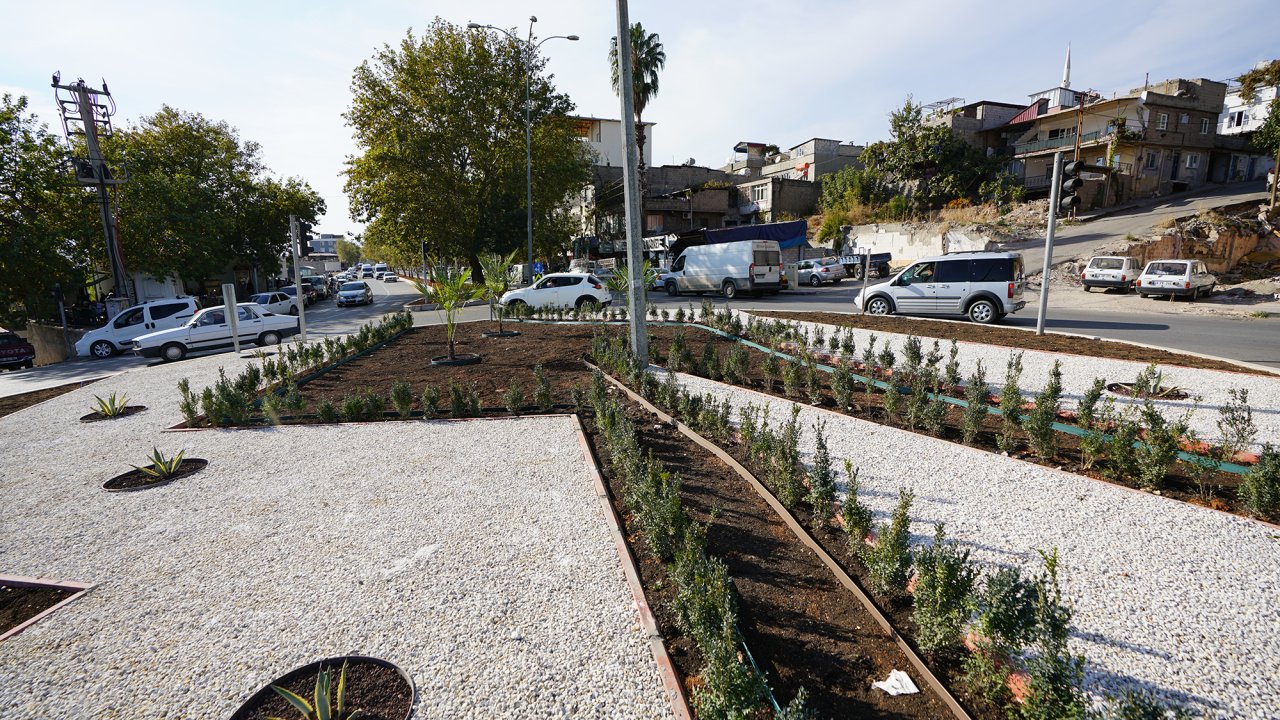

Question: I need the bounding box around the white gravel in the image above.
[739,312,1280,452]
[0,353,668,719]
[669,369,1280,718]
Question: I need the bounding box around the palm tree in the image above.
[609,23,665,173]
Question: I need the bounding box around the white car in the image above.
[650,267,670,290]
[132,303,300,362]
[1136,259,1216,300]
[1081,256,1141,292]
[500,272,611,310]
[74,297,200,358]
[248,291,300,316]
[382,273,398,282]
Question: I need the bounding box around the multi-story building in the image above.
[1210,63,1278,183]
[759,138,864,181]
[570,116,654,168]
[923,99,1027,152]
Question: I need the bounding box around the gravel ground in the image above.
[668,369,1280,718]
[0,353,668,719]
[741,312,1279,453]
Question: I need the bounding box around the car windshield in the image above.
[280,287,297,296]
[249,294,271,303]
[340,282,365,291]
[1089,258,1125,270]
[0,334,23,346]
[1147,262,1188,276]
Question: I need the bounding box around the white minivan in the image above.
[856,251,1026,323]
[75,297,201,358]
[664,240,784,299]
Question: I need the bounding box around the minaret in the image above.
[1062,43,1071,89]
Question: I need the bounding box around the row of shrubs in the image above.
[585,370,812,719]
[591,340,1196,720]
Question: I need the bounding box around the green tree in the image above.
[0,94,103,325]
[608,22,666,172]
[335,238,362,266]
[345,21,591,282]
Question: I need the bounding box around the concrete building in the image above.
[570,116,653,168]
[1210,65,1279,183]
[736,177,821,225]
[308,233,342,255]
[923,99,1026,151]
[720,141,768,179]
[759,138,864,181]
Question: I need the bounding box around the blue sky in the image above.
[4,0,1277,234]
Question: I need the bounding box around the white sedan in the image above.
[248,291,300,316]
[132,303,300,361]
[500,272,612,310]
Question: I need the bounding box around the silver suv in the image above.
[856,251,1026,323]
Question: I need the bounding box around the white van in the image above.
[856,251,1026,323]
[664,240,783,299]
[74,297,201,358]
[373,262,389,276]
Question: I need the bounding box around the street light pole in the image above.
[467,19,579,285]
[614,0,648,367]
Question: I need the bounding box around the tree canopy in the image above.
[609,22,665,169]
[344,20,591,282]
[1238,60,1280,157]
[335,237,362,266]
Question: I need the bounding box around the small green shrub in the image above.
[177,379,200,426]
[1104,411,1141,482]
[1239,444,1280,522]
[504,378,525,415]
[840,461,874,545]
[316,398,338,423]
[944,339,962,388]
[961,361,988,445]
[1024,360,1063,461]
[448,380,468,418]
[1136,402,1185,490]
[780,359,799,398]
[534,364,553,411]
[865,488,914,596]
[997,351,1025,453]
[421,385,440,419]
[340,394,366,422]
[283,381,305,415]
[1087,689,1192,720]
[912,524,977,653]
[762,351,780,391]
[807,420,836,526]
[390,380,414,417]
[363,389,387,418]
[962,566,1038,706]
[831,361,855,412]
[1217,388,1256,457]
[260,393,282,425]
[1019,550,1086,720]
[1076,378,1107,429]
[467,382,482,417]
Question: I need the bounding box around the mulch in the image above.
[0,583,76,636]
[0,380,101,420]
[228,659,412,720]
[101,459,209,491]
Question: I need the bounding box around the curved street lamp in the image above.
[467,17,579,283]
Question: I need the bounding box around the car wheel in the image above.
[1139,293,1149,298]
[968,299,997,324]
[23,361,34,370]
[850,264,863,281]
[809,275,822,287]
[1082,285,1091,292]
[665,281,679,297]
[1190,287,1199,301]
[90,340,116,358]
[866,296,891,315]
[161,343,187,362]
[575,296,600,311]
[259,331,282,346]
[289,306,299,316]
[722,280,738,299]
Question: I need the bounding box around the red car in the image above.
[0,330,36,371]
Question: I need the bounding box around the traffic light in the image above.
[1059,160,1084,213]
[297,220,313,256]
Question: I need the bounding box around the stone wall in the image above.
[1124,228,1265,273]
[24,322,88,366]
[844,223,1000,265]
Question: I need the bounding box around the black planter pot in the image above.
[228,655,414,720]
[430,353,482,366]
[102,459,208,492]
[481,330,521,338]
[79,406,148,423]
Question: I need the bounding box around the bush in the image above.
[316,398,338,423]
[963,566,1038,706]
[840,461,874,544]
[1217,388,1256,457]
[1136,402,1185,491]
[177,379,200,426]
[1087,689,1192,720]
[448,380,468,418]
[1019,550,1086,720]
[1104,411,1141,482]
[912,524,977,653]
[363,389,387,418]
[390,380,414,417]
[1024,360,1063,461]
[1076,378,1107,429]
[762,351,780,392]
[421,385,440,419]
[831,361,855,412]
[865,488,914,596]
[504,378,525,415]
[1239,444,1280,522]
[534,364,553,411]
[340,393,366,422]
[780,359,799,398]
[997,352,1025,453]
[806,420,836,526]
[961,361,988,445]
[629,462,690,562]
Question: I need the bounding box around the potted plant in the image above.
[479,249,521,338]
[413,265,481,366]
[229,655,414,720]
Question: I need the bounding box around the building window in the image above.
[1228,110,1245,128]
[1200,118,1210,134]
[1156,113,1168,130]
[1047,127,1076,140]
[1178,113,1189,125]
[750,185,768,202]
[1145,151,1159,170]
[1186,153,1199,170]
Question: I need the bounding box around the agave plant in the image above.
[92,392,130,417]
[479,249,520,334]
[413,264,481,361]
[133,448,186,480]
[270,661,360,720]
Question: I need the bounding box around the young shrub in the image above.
[390,380,414,418]
[862,334,880,408]
[570,383,587,411]
[1078,399,1113,471]
[912,524,978,654]
[533,364,553,411]
[776,687,814,720]
[807,420,836,526]
[692,620,768,718]
[504,378,525,415]
[876,344,896,379]
[813,325,826,349]
[1019,550,1086,720]
[780,359,799,398]
[803,354,823,405]
[962,566,1038,706]
[668,331,687,372]
[1217,387,1256,458]
[840,460,874,545]
[865,488,914,596]
[283,381,305,416]
[467,382,482,417]
[997,351,1025,453]
[944,339,962,389]
[839,329,856,358]
[700,343,720,380]
[772,406,805,508]
[826,330,839,354]
[831,361,855,412]
[177,379,200,426]
[1103,410,1141,482]
[961,361,989,445]
[631,462,690,562]
[421,385,440,419]
[364,389,387,418]
[316,398,338,423]
[258,393,282,425]
[924,375,949,437]
[699,298,714,323]
[1024,360,1063,461]
[1239,444,1280,522]
[762,351,780,392]
[448,380,468,418]
[881,380,902,426]
[1075,378,1107,429]
[1089,689,1193,720]
[1136,402,1185,491]
[902,335,923,378]
[905,362,932,431]
[724,344,749,385]
[340,393,366,422]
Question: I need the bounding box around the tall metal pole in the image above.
[614,0,647,367]
[524,34,534,285]
[73,82,134,306]
[290,215,308,344]
[1036,152,1065,336]
[1270,146,1279,210]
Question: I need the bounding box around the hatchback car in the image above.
[1136,259,1216,300]
[856,251,1026,323]
[500,272,611,310]
[798,256,847,286]
[1081,256,1141,292]
[132,303,299,361]
[249,291,300,316]
[336,281,374,306]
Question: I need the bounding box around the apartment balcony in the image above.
[1014,129,1113,157]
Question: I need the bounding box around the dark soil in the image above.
[752,311,1270,375]
[1105,383,1190,401]
[102,459,208,491]
[583,402,954,719]
[0,583,77,636]
[0,380,101,420]
[229,658,413,720]
[79,405,147,423]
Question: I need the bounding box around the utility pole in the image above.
[1270,146,1279,211]
[290,215,308,344]
[614,0,648,367]
[1036,152,1065,336]
[52,75,134,307]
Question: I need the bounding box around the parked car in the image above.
[500,272,610,309]
[856,251,1026,324]
[650,267,671,290]
[1136,259,1216,300]
[248,291,300,316]
[336,281,374,306]
[382,273,398,282]
[279,285,312,307]
[797,256,847,286]
[1081,256,1141,292]
[132,303,299,362]
[302,276,330,300]
[663,240,784,299]
[839,251,893,280]
[74,297,201,358]
[0,329,36,371]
